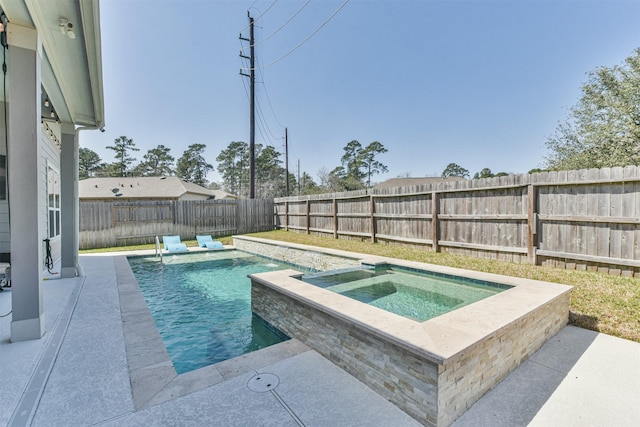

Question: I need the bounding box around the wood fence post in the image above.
[370,195,376,243]
[306,199,310,234]
[333,198,338,239]
[431,191,440,252]
[284,201,289,231]
[235,199,241,235]
[527,184,538,264]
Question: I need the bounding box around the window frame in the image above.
[47,164,61,239]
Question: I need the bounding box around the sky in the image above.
[81,0,640,184]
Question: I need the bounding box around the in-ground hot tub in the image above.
[300,264,511,322]
[241,236,572,427]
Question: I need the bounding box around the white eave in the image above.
[0,0,104,127]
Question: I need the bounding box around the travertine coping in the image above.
[233,235,369,262]
[113,255,311,410]
[248,262,572,364]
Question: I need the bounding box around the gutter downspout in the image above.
[72,123,104,277]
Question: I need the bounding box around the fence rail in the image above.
[274,166,640,277]
[80,199,274,249]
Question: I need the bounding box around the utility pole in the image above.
[239,12,256,199]
[285,127,289,197]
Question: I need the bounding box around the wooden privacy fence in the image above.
[274,166,640,277]
[80,199,274,249]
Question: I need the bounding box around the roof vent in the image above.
[111,188,119,193]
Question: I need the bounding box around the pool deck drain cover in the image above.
[247,373,280,392]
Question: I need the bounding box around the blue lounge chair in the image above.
[196,235,224,250]
[162,235,188,252]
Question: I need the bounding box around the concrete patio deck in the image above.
[1,254,638,426]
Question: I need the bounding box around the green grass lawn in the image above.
[80,230,639,343]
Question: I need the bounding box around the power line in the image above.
[240,0,278,33]
[242,38,283,143]
[240,63,279,146]
[259,77,284,129]
[241,0,351,71]
[240,65,251,99]
[239,0,287,138]
[242,0,312,51]
[240,43,281,144]
[256,57,285,129]
[255,96,280,141]
[241,97,280,152]
[255,115,269,145]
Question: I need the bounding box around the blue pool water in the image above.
[128,251,293,374]
[302,266,510,321]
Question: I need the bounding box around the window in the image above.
[47,166,60,238]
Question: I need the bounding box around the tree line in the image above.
[82,48,640,196]
[80,138,214,187]
[80,138,390,198]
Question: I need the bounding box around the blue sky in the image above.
[81,0,640,184]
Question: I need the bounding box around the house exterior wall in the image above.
[178,193,212,201]
[0,102,60,268]
[0,107,62,268]
[40,124,61,269]
[0,200,7,257]
[0,102,8,258]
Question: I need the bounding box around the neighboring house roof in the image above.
[79,177,236,200]
[373,177,467,189]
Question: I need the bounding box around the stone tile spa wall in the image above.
[435,291,570,426]
[251,281,440,424]
[249,268,571,426]
[233,236,362,271]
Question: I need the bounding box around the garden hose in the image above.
[44,238,53,273]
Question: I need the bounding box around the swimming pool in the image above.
[128,251,293,374]
[301,266,509,321]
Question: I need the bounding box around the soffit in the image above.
[0,0,104,127]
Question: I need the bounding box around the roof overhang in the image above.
[0,0,104,127]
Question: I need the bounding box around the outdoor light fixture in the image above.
[59,18,75,39]
[50,111,55,118]
[1,12,8,48]
[44,98,50,107]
